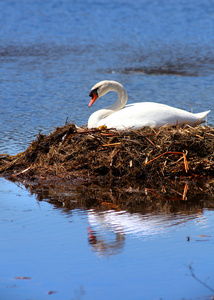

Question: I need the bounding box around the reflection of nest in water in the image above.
[0,123,214,186]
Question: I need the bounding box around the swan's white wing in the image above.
[98,102,209,129]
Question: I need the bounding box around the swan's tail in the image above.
[194,110,211,124]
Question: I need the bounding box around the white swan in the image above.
[88,80,210,130]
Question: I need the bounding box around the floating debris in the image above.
[47,291,58,295]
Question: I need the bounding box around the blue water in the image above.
[0,0,214,299]
[0,0,214,154]
[1,178,214,300]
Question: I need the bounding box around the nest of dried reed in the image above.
[0,123,213,186]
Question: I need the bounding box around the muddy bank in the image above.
[0,124,213,189]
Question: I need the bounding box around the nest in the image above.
[0,123,214,187]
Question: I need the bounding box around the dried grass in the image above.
[0,123,213,186]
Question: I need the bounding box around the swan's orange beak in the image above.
[88,93,98,107]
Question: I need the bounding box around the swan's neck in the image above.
[105,82,128,112]
[88,82,128,128]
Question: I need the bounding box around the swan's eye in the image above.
[89,88,99,97]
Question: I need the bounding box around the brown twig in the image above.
[102,142,121,147]
[182,183,189,200]
[145,151,189,173]
[145,137,157,147]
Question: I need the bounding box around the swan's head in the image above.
[88,81,110,107]
[88,80,123,108]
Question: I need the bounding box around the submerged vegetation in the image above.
[0,123,213,188]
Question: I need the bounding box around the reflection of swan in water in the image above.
[87,225,126,257]
[87,209,200,257]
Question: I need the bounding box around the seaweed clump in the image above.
[0,123,213,186]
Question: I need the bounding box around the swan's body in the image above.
[88,80,210,130]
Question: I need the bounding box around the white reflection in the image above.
[87,209,200,257]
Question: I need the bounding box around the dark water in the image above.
[0,0,214,299]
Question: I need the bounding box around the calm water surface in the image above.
[1,178,214,300]
[0,0,214,299]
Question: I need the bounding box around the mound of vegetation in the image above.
[0,124,213,186]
